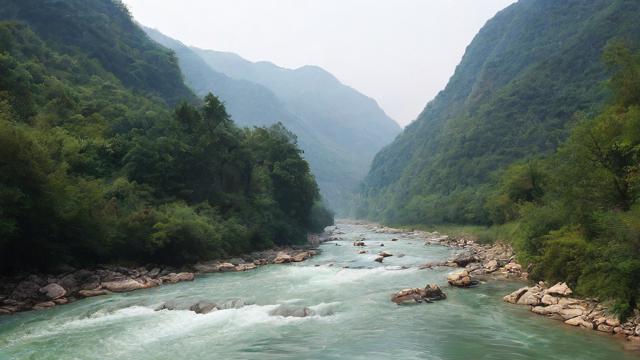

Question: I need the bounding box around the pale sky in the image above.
[123,0,515,126]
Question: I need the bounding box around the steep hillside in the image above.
[145,28,400,213]
[357,0,640,225]
[0,0,331,272]
[0,0,195,105]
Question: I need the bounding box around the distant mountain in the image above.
[356,0,640,224]
[144,28,401,213]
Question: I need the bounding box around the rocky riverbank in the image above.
[348,221,640,348]
[0,247,317,316]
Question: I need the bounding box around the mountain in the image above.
[357,0,640,225]
[0,0,331,272]
[0,0,195,106]
[175,44,401,214]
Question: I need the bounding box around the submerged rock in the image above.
[190,301,218,314]
[269,305,315,317]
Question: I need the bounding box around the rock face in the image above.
[391,284,447,305]
[39,283,66,300]
[447,270,476,287]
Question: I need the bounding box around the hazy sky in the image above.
[123,0,514,126]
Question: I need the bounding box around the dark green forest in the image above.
[357,0,640,317]
[0,1,332,273]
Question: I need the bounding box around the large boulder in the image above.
[101,279,153,292]
[291,252,310,262]
[160,272,194,283]
[565,316,593,329]
[483,259,499,273]
[391,284,446,305]
[217,263,236,272]
[531,304,564,316]
[559,308,583,320]
[546,282,572,296]
[38,283,66,300]
[503,287,529,304]
[235,263,257,271]
[447,270,476,287]
[273,252,292,264]
[453,252,478,267]
[541,294,559,305]
[516,287,543,306]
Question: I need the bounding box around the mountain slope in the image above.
[0,0,330,272]
[357,0,640,225]
[144,28,401,213]
[192,48,401,162]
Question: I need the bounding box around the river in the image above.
[0,221,636,359]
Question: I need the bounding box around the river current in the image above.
[0,221,635,359]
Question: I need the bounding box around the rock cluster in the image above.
[503,281,640,343]
[391,284,446,305]
[0,248,317,316]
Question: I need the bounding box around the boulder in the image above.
[547,282,572,296]
[517,289,542,306]
[378,251,393,258]
[32,301,56,310]
[597,324,614,333]
[559,308,583,320]
[565,316,593,329]
[374,256,384,263]
[503,262,522,274]
[160,272,195,284]
[228,258,245,265]
[274,252,292,264]
[353,241,366,247]
[190,301,218,314]
[541,294,559,305]
[77,289,110,298]
[358,250,368,254]
[503,287,529,304]
[218,263,236,272]
[101,279,150,292]
[291,252,310,262]
[269,305,315,317]
[531,304,564,316]
[391,284,446,305]
[483,259,499,273]
[453,252,478,267]
[253,259,268,266]
[447,270,476,287]
[39,283,66,300]
[235,263,257,271]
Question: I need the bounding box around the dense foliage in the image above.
[486,44,640,318]
[145,28,401,214]
[0,3,332,273]
[357,0,640,224]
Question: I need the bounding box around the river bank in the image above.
[358,220,640,350]
[0,246,320,316]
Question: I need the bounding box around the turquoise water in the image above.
[0,222,636,359]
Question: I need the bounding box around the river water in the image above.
[0,222,636,359]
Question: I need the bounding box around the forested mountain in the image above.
[0,0,331,273]
[173,43,401,213]
[143,28,357,213]
[357,0,640,225]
